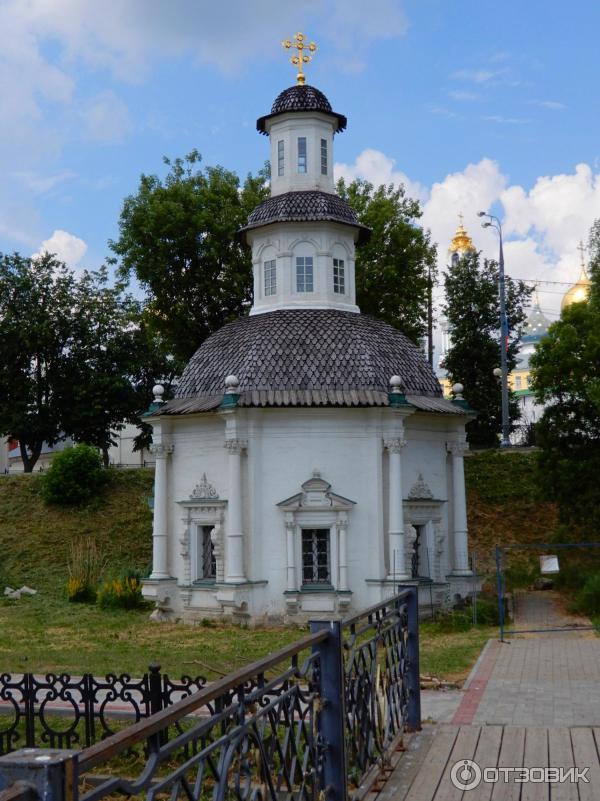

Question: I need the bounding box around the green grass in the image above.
[420,622,495,683]
[0,471,493,684]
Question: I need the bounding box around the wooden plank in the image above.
[571,728,600,801]
[434,725,481,801]
[468,726,504,801]
[521,727,549,801]
[491,726,525,801]
[377,728,436,801]
[404,724,460,801]
[547,727,575,801]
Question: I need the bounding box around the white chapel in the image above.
[142,45,474,624]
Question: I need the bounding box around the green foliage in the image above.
[464,451,540,502]
[473,597,501,626]
[443,251,532,448]
[0,253,174,471]
[530,219,600,532]
[97,570,145,609]
[336,178,437,342]
[41,445,107,507]
[110,150,269,362]
[574,574,600,617]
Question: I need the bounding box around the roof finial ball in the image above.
[152,384,165,404]
[282,32,317,86]
[452,383,464,401]
[389,375,403,394]
[225,375,240,394]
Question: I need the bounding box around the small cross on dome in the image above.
[282,32,317,85]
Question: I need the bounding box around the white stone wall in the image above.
[146,406,468,624]
[267,112,337,197]
[247,221,359,315]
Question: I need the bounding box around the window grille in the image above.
[296,256,314,292]
[302,528,330,584]
[264,259,277,296]
[320,138,327,175]
[333,258,345,294]
[199,525,216,580]
[277,140,284,176]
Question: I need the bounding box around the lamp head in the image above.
[477,211,486,217]
[482,221,492,228]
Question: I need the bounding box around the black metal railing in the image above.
[343,588,420,785]
[0,665,206,754]
[0,591,420,801]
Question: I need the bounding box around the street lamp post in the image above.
[478,211,511,447]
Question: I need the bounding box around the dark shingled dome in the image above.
[257,85,347,134]
[240,191,370,244]
[171,309,442,408]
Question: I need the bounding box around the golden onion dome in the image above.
[448,215,476,256]
[561,245,591,310]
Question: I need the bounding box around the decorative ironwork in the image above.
[342,590,420,785]
[0,594,420,801]
[0,666,206,755]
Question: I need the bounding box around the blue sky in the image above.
[1,0,599,322]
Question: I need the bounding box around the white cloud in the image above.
[33,230,88,267]
[535,100,567,110]
[448,90,479,101]
[11,170,74,194]
[334,149,428,203]
[334,149,599,324]
[81,91,133,143]
[451,68,506,84]
[486,115,530,125]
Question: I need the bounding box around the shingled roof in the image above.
[239,191,370,243]
[257,85,347,134]
[162,309,445,415]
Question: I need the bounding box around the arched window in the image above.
[333,258,345,294]
[264,259,277,296]
[296,256,313,292]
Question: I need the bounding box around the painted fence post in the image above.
[0,749,78,801]
[405,588,421,732]
[310,620,347,801]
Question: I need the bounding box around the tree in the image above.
[110,150,269,362]
[443,251,531,448]
[530,221,600,530]
[0,253,170,471]
[337,178,437,343]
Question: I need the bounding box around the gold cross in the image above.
[282,32,317,86]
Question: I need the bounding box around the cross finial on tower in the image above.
[458,212,464,226]
[282,32,317,85]
[578,240,586,268]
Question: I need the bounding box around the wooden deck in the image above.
[376,724,600,801]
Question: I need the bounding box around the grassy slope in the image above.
[0,453,551,680]
[465,450,558,581]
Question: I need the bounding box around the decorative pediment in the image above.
[407,473,434,501]
[277,470,356,511]
[190,473,219,501]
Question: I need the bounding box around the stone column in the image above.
[384,436,410,581]
[149,442,173,579]
[285,515,297,592]
[224,438,247,582]
[337,514,349,591]
[447,439,472,575]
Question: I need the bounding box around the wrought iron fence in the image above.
[0,665,206,754]
[0,590,420,801]
[343,589,420,786]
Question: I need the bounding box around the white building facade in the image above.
[142,82,474,625]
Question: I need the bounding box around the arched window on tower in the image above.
[296,256,313,292]
[333,258,345,294]
[264,259,277,296]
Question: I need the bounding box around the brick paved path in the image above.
[451,592,600,726]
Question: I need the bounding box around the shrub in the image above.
[66,537,105,603]
[574,573,600,617]
[473,596,500,626]
[97,570,145,610]
[41,444,107,506]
